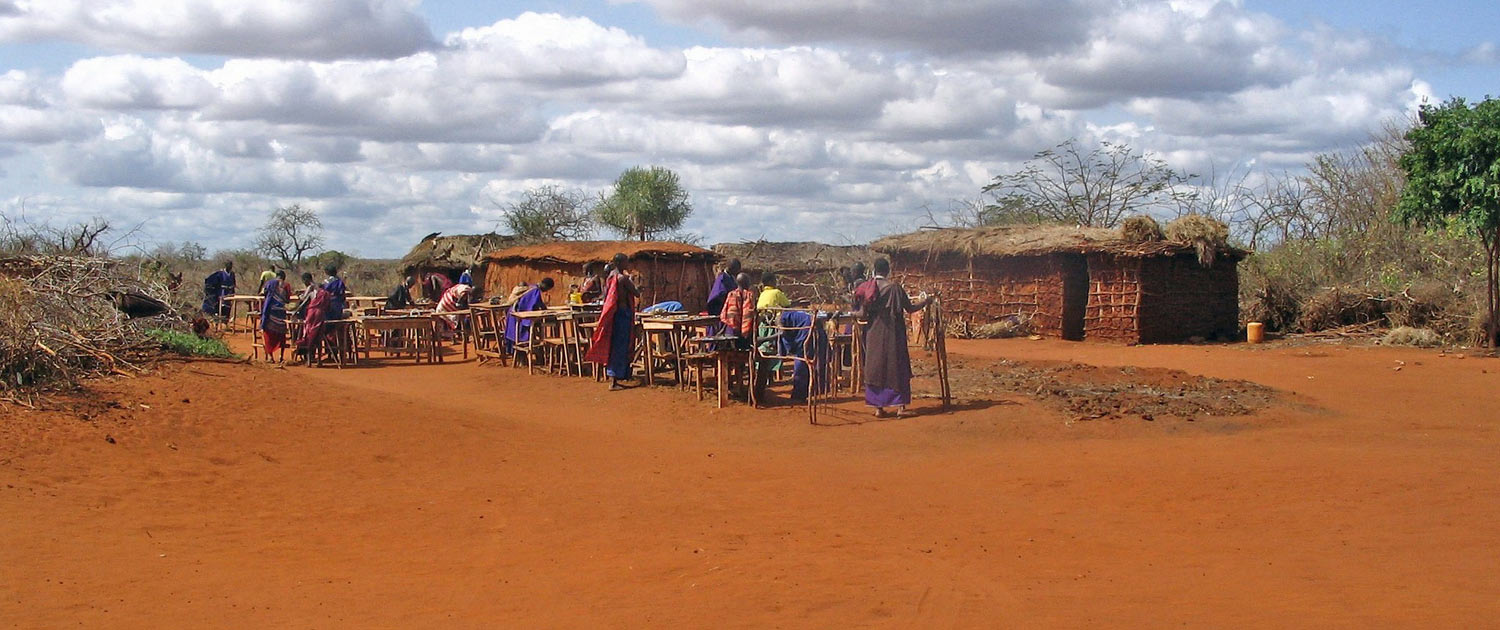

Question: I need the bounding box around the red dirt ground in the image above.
[2,338,1498,628]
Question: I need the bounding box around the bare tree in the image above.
[981,139,1195,228]
[500,185,594,242]
[254,204,323,268]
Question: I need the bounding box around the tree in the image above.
[255,204,324,268]
[981,140,1194,228]
[501,185,594,242]
[1396,96,1500,347]
[594,166,693,240]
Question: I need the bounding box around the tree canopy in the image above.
[981,139,1193,228]
[501,185,594,242]
[254,204,323,268]
[594,166,693,241]
[1397,96,1500,345]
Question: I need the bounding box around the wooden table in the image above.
[509,309,560,373]
[223,295,262,333]
[357,315,439,363]
[689,335,751,408]
[640,314,720,388]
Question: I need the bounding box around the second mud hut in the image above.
[871,224,1243,343]
[483,241,718,311]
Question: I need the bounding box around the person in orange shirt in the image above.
[718,273,757,349]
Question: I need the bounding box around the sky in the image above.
[0,0,1495,258]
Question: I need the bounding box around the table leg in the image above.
[717,352,729,408]
[645,332,655,387]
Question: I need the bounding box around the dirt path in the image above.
[2,340,1498,628]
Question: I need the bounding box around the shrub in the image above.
[145,329,237,359]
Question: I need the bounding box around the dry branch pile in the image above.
[0,255,175,404]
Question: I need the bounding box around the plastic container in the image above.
[1246,322,1265,344]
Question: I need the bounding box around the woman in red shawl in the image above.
[295,282,332,365]
[584,253,640,390]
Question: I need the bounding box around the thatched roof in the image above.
[871,224,1244,260]
[485,240,716,265]
[400,233,515,271]
[711,241,872,273]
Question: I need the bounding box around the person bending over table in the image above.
[386,275,417,310]
[504,277,553,352]
[585,253,640,391]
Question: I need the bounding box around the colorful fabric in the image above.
[859,277,918,408]
[579,275,603,303]
[864,385,910,407]
[757,286,790,310]
[323,276,348,318]
[201,269,235,316]
[705,272,735,316]
[504,285,546,347]
[436,284,472,331]
[585,272,638,378]
[719,288,756,337]
[780,310,830,401]
[259,278,288,335]
[458,270,472,285]
[263,330,287,357]
[297,287,332,351]
[644,300,683,313]
[425,273,453,301]
[258,270,276,294]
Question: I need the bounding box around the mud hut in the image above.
[483,241,718,311]
[399,233,515,298]
[710,241,872,303]
[871,225,1243,343]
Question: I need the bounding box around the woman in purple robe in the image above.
[504,277,554,352]
[703,258,740,335]
[852,257,933,418]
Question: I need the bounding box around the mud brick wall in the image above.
[485,258,714,311]
[1136,254,1240,343]
[1084,254,1144,342]
[890,253,1075,338]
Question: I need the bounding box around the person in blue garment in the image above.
[201,260,236,319]
[504,277,554,352]
[458,267,472,286]
[779,310,831,403]
[322,263,348,319]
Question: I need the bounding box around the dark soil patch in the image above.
[923,357,1280,422]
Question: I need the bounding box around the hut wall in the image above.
[483,257,714,311]
[1136,254,1240,343]
[1083,254,1144,342]
[1085,253,1240,343]
[891,252,1076,338]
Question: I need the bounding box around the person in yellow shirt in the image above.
[756,271,791,310]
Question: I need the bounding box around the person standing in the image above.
[201,260,236,319]
[458,267,473,286]
[756,271,791,310]
[322,263,348,319]
[259,270,289,362]
[718,273,756,346]
[852,257,933,418]
[585,253,640,391]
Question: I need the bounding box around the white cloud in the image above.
[61,56,216,110]
[0,0,435,59]
[628,0,1107,56]
[444,12,684,85]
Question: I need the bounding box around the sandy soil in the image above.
[2,338,1498,628]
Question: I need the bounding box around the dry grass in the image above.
[1381,326,1442,347]
[1120,216,1164,243]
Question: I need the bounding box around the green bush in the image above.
[145,329,238,359]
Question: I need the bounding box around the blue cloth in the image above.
[201,269,235,316]
[606,304,634,379]
[705,272,734,316]
[458,270,472,285]
[259,279,287,333]
[323,276,347,318]
[865,386,909,407]
[504,286,546,350]
[644,300,683,313]
[779,311,830,401]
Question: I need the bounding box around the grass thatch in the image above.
[400,233,515,272]
[1120,216,1164,243]
[1380,326,1442,347]
[486,240,716,265]
[871,223,1240,261]
[1165,215,1231,266]
[711,241,871,273]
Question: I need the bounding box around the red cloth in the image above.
[719,288,756,337]
[585,273,634,364]
[263,330,286,356]
[298,288,332,350]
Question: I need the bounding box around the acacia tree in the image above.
[594,166,693,240]
[501,185,594,242]
[255,204,323,268]
[981,139,1194,228]
[1396,96,1500,347]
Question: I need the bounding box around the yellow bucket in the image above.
[1246,322,1265,344]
